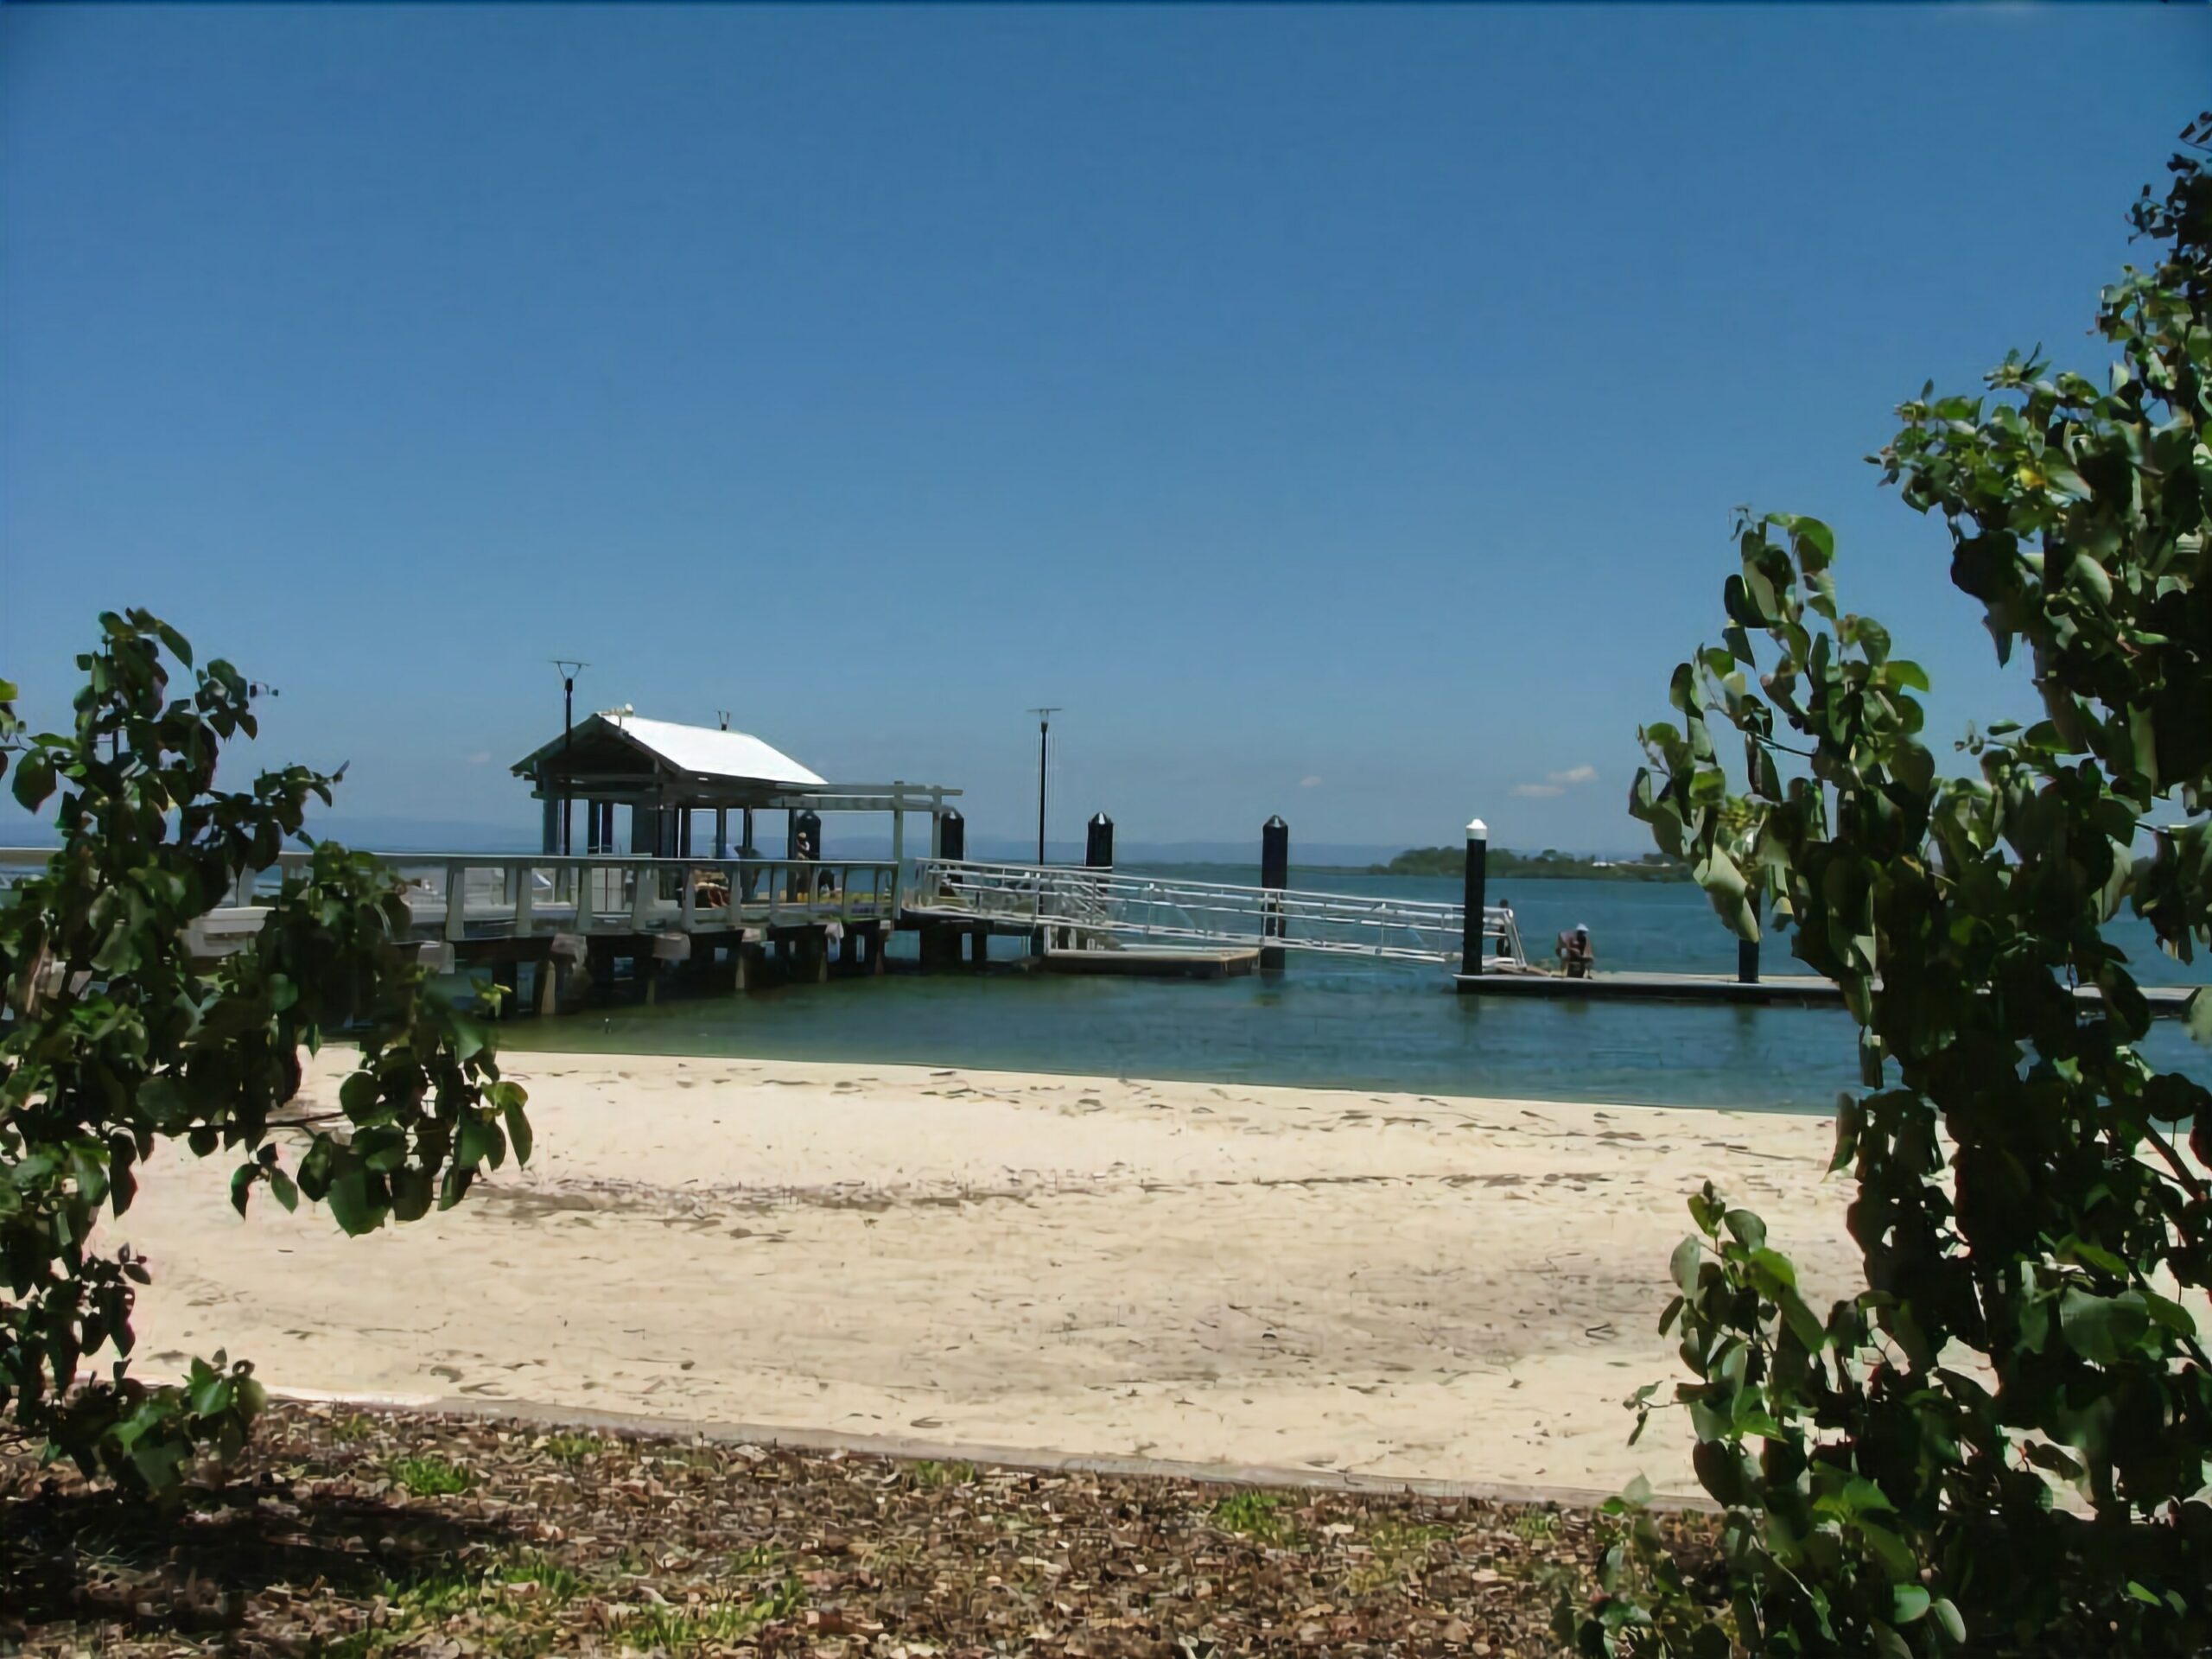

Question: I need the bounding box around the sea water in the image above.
[504,871,2209,1115]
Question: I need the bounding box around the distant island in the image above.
[1363,846,1688,882]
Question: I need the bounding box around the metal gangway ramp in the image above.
[902,858,1528,969]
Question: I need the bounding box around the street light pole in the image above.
[551,659,588,855]
[1027,707,1062,866]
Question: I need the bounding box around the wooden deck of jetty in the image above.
[1455,968,2199,1014]
[1043,944,1260,979]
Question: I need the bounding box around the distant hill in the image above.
[1365,845,1688,882]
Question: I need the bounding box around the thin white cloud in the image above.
[464,750,492,766]
[1510,762,1595,798]
[1298,775,1322,788]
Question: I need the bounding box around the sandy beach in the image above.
[110,1048,1857,1500]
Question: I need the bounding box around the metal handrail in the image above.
[0,849,902,943]
[903,858,1526,968]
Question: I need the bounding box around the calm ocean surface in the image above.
[505,870,2209,1115]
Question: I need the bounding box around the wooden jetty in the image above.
[7,717,2200,1012]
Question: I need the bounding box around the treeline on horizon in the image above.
[1361,845,1689,881]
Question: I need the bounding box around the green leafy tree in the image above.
[2,611,529,1494]
[1574,137,2212,1655]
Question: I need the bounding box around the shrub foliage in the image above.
[1580,137,2212,1655]
[1,611,527,1494]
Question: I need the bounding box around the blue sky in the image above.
[3,5,2206,855]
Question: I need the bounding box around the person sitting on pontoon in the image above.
[1557,923,1594,978]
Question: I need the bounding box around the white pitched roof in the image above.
[601,713,825,787]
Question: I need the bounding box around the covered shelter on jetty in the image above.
[512,709,959,868]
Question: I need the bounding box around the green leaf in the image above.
[455,1111,506,1173]
[1929,1598,1966,1643]
[188,1366,231,1418]
[2139,1288,2198,1339]
[1670,1236,1703,1294]
[390,1165,435,1223]
[446,1010,491,1064]
[340,1071,384,1123]
[1693,842,1756,938]
[268,1167,299,1213]
[152,617,194,666]
[1892,1584,1931,1624]
[1857,1519,1916,1580]
[1778,1289,1827,1351]
[137,1077,194,1131]
[2058,1287,2150,1363]
[325,1168,382,1236]
[502,1098,532,1166]
[10,749,54,810]
[1830,1091,1863,1173]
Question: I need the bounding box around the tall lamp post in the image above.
[550,659,588,855]
[1027,706,1062,866]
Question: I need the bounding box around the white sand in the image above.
[111,1049,1856,1498]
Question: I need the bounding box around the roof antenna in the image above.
[548,658,588,855]
[717,709,732,731]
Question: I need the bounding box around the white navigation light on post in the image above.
[1461,817,1490,974]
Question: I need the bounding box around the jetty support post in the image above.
[1086,812,1114,869]
[1738,896,1761,984]
[1261,815,1288,972]
[1461,818,1488,974]
[891,780,906,917]
[940,808,965,862]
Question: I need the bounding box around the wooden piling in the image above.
[1461,819,1488,974]
[1260,816,1288,972]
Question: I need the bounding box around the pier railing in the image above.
[0,849,901,946]
[902,858,1526,967]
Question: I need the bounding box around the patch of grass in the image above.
[324,1554,586,1658]
[327,1412,378,1445]
[1211,1490,1295,1547]
[1346,1519,1458,1594]
[390,1560,479,1618]
[1368,1519,1456,1551]
[388,1453,472,1497]
[491,1553,588,1603]
[908,1458,978,1489]
[728,1543,788,1574]
[620,1576,805,1653]
[541,1432,602,1465]
[1514,1510,1561,1541]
